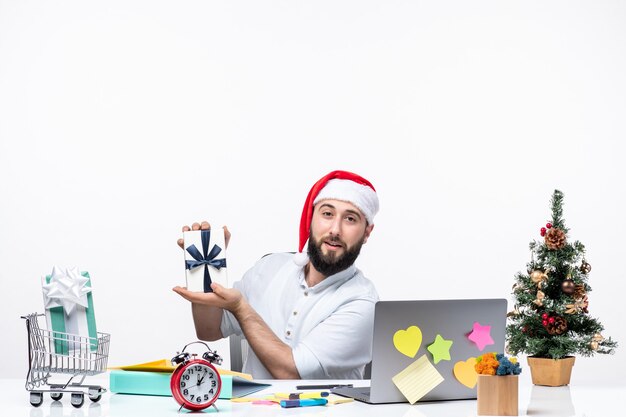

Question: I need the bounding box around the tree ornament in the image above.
[507,305,521,317]
[590,333,603,350]
[545,227,566,250]
[533,290,545,307]
[546,222,552,229]
[541,313,548,320]
[565,296,589,314]
[580,260,592,274]
[545,316,568,335]
[561,279,576,295]
[581,295,589,313]
[542,319,548,326]
[530,270,548,288]
[540,227,547,237]
[573,284,586,300]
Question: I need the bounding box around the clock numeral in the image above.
[190,394,195,401]
[183,374,190,380]
[195,365,203,372]
[204,394,209,400]
[211,380,216,387]
[209,388,214,394]
[183,389,188,396]
[196,396,202,403]
[208,372,214,378]
[180,381,186,388]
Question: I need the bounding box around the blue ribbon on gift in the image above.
[185,229,227,292]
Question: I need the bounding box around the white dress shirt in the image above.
[220,252,379,379]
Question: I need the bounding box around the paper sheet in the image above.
[391,354,444,404]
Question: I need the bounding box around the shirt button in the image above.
[293,311,298,316]
[286,330,291,336]
[304,291,308,296]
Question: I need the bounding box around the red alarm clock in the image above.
[170,341,223,411]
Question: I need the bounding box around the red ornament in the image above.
[541,313,548,320]
[522,326,527,333]
[548,317,555,324]
[546,222,552,229]
[542,320,548,326]
[540,227,547,237]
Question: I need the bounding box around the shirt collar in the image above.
[298,264,357,292]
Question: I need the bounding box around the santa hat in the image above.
[293,170,379,266]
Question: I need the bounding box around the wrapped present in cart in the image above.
[22,313,110,407]
[23,265,110,408]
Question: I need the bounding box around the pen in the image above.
[296,383,353,390]
[275,391,329,399]
[280,398,328,408]
[289,392,329,399]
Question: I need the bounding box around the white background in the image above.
[1,0,624,383]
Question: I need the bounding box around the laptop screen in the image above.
[368,299,507,403]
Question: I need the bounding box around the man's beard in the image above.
[307,232,365,277]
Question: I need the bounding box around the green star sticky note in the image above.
[427,334,453,364]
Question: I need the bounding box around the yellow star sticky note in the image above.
[391,354,444,404]
[427,334,453,364]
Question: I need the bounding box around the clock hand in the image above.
[197,368,208,384]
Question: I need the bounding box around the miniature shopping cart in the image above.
[22,313,110,408]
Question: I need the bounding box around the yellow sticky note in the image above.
[326,394,354,405]
[391,355,444,404]
[393,326,423,358]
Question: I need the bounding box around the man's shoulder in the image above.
[337,268,379,302]
[252,251,296,271]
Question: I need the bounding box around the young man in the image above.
[173,170,380,379]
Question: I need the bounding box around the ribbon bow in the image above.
[532,290,545,307]
[590,333,604,351]
[42,266,91,315]
[565,296,588,314]
[185,229,227,292]
[530,270,549,289]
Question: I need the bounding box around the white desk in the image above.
[0,373,623,417]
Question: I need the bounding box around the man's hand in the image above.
[177,221,231,249]
[173,283,244,314]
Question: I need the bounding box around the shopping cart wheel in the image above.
[50,392,63,401]
[88,387,102,403]
[70,392,84,408]
[29,391,43,407]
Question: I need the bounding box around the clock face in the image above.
[176,362,220,408]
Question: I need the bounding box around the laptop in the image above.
[333,298,507,404]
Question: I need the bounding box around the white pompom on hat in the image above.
[293,170,379,266]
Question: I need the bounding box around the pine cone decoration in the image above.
[545,227,566,250]
[546,316,568,335]
[573,284,586,300]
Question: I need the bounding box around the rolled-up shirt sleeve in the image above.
[292,297,376,379]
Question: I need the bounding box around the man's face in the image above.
[307,199,373,276]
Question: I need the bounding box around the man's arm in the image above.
[173,283,300,379]
[190,303,223,341]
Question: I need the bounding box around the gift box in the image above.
[184,229,228,292]
[41,266,98,354]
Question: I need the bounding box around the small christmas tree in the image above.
[506,190,617,359]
